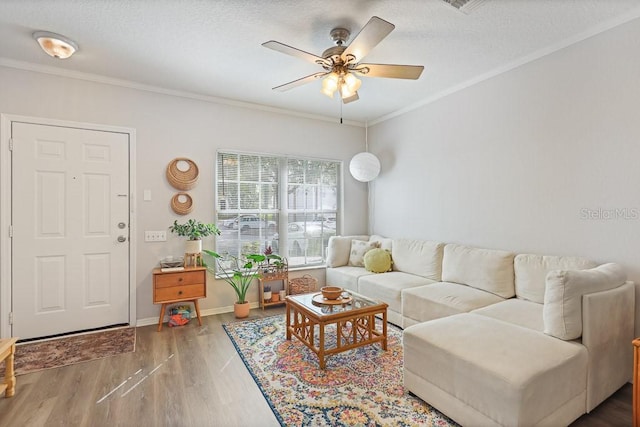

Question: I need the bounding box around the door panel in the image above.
[12,122,130,339]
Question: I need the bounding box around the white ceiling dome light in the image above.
[33,31,78,59]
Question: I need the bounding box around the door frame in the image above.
[0,114,137,338]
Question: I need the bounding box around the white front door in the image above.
[11,122,130,340]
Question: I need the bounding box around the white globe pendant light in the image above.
[350,152,380,182]
[349,123,380,182]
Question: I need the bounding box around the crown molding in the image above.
[0,57,363,127]
[370,8,640,126]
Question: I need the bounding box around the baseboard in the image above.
[136,302,261,327]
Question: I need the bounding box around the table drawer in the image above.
[155,271,205,288]
[155,283,205,302]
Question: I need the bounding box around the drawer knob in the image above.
[178,291,183,295]
[178,278,183,282]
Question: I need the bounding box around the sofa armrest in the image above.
[582,281,635,412]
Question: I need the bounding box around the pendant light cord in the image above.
[365,122,369,152]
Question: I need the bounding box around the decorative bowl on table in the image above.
[321,286,343,300]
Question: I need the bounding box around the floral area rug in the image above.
[223,315,458,426]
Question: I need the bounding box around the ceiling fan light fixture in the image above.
[340,81,356,99]
[33,31,78,59]
[343,72,362,92]
[321,72,340,98]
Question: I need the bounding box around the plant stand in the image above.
[259,270,288,310]
[183,252,203,267]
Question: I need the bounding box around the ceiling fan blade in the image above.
[356,63,424,79]
[262,40,329,66]
[342,92,359,104]
[342,16,395,64]
[272,72,328,92]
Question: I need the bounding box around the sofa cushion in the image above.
[348,240,379,267]
[402,281,504,324]
[357,272,435,314]
[514,254,596,303]
[325,266,373,293]
[326,235,369,268]
[363,248,392,273]
[391,239,444,280]
[472,299,544,332]
[403,313,588,427]
[369,235,392,251]
[544,263,627,340]
[441,244,515,298]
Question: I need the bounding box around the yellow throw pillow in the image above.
[364,248,393,273]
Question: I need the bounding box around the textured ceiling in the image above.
[1,0,639,124]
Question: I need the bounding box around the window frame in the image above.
[215,150,341,270]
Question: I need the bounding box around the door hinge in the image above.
[8,312,13,325]
[8,138,13,151]
[8,225,13,238]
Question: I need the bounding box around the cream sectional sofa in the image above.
[325,235,635,426]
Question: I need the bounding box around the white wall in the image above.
[0,66,369,323]
[370,19,640,330]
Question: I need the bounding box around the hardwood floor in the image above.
[0,308,632,426]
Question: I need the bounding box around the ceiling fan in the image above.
[262,16,424,104]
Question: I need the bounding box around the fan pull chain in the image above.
[340,99,343,124]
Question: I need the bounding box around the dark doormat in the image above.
[0,326,136,376]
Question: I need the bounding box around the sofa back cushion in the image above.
[369,235,393,251]
[514,254,596,303]
[326,235,369,268]
[391,239,444,280]
[442,244,515,298]
[543,263,627,340]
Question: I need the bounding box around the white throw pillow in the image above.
[326,236,354,268]
[543,263,626,340]
[348,240,379,267]
[514,254,596,303]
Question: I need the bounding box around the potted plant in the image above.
[263,285,272,302]
[202,250,266,318]
[261,246,285,278]
[169,219,220,254]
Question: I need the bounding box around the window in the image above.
[216,151,339,268]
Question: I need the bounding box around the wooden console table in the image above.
[153,267,206,331]
[0,337,18,398]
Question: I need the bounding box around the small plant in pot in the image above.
[202,250,266,318]
[169,219,220,254]
[261,246,285,277]
[263,285,272,302]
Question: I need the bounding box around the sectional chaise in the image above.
[325,235,635,426]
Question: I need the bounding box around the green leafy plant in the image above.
[169,219,220,240]
[202,250,266,304]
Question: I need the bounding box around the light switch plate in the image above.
[145,230,166,242]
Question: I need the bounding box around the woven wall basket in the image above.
[171,193,193,215]
[166,158,199,190]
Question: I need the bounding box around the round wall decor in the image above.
[166,157,199,190]
[171,193,193,215]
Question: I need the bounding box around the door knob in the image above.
[117,236,127,243]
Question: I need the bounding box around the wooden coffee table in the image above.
[285,291,388,369]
